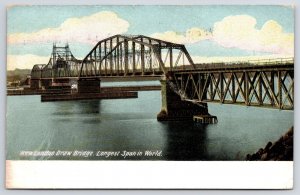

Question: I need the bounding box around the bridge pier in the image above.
[41,79,53,89]
[52,78,71,87]
[77,78,101,93]
[157,78,216,123]
[30,79,42,89]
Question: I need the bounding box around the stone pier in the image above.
[157,79,216,122]
[40,79,53,89]
[77,78,101,93]
[30,79,42,89]
[52,78,71,87]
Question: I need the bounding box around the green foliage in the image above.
[7,68,31,82]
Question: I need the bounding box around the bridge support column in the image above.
[30,79,42,89]
[77,78,101,93]
[157,78,216,123]
[52,78,70,86]
[48,78,72,92]
[41,79,52,89]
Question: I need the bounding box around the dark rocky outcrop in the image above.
[246,127,293,161]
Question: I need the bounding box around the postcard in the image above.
[6,5,294,189]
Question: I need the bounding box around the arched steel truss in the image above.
[79,35,195,77]
[31,64,46,79]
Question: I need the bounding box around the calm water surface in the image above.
[6,82,293,160]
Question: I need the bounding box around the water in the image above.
[6,83,293,161]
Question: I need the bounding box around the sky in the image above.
[7,5,294,70]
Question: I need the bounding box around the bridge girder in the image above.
[170,63,294,110]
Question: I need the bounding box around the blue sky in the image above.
[7,5,294,70]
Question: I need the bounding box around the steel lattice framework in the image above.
[31,64,46,79]
[79,34,195,77]
[39,44,82,78]
[170,60,294,110]
[29,35,294,110]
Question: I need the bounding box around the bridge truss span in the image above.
[79,35,195,77]
[40,44,82,79]
[28,34,294,111]
[171,63,294,110]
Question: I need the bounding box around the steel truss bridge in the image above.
[170,62,294,110]
[30,34,294,110]
[79,34,194,77]
[31,43,81,79]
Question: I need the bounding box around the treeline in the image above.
[7,69,31,82]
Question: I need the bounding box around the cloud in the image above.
[213,15,294,55]
[151,15,293,56]
[151,27,212,44]
[7,54,50,70]
[7,11,129,45]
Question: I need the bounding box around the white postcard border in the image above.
[6,160,293,189]
[1,0,298,192]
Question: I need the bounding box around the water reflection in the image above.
[50,100,101,116]
[163,121,208,160]
[76,100,101,114]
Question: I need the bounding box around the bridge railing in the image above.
[191,57,294,70]
[246,57,294,65]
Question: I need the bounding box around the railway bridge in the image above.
[30,34,294,121]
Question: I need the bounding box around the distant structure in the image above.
[30,44,82,89]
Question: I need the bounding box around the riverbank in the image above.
[246,126,293,161]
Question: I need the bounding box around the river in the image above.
[6,81,293,160]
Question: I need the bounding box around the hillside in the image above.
[7,68,31,82]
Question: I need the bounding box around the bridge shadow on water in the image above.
[162,121,209,161]
[51,100,102,123]
[76,100,101,114]
[51,100,101,115]
[52,100,101,115]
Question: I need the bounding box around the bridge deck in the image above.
[172,62,293,73]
